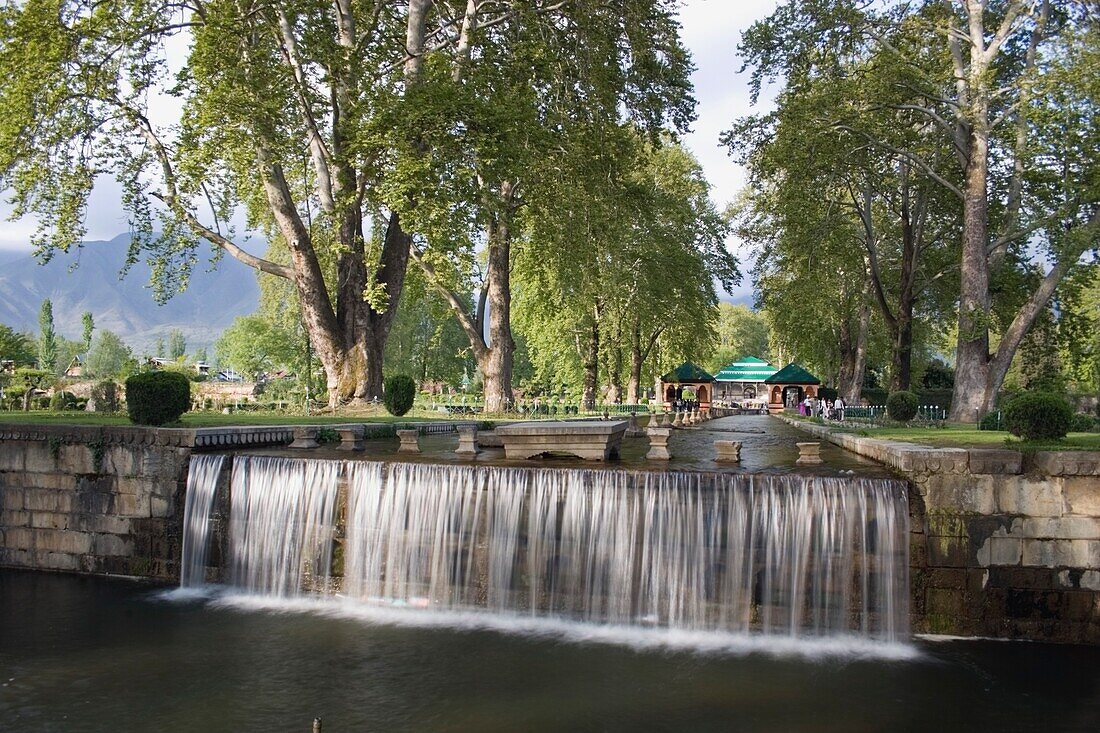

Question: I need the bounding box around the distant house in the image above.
[194,361,211,376]
[65,353,87,378]
[147,356,174,368]
[216,369,244,382]
[1,359,15,375]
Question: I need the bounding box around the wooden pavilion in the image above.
[764,363,821,413]
[659,362,715,411]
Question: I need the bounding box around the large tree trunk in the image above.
[626,320,643,404]
[949,89,992,423]
[479,214,515,412]
[844,295,871,403]
[606,320,623,404]
[582,313,600,411]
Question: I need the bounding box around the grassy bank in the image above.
[832,423,1100,451]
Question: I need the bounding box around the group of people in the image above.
[798,395,845,422]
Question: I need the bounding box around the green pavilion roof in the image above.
[714,356,777,382]
[764,362,821,385]
[660,361,715,383]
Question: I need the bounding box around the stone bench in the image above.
[495,420,628,461]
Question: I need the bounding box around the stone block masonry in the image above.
[782,416,1100,644]
[0,424,292,581]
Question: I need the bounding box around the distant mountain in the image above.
[0,234,260,353]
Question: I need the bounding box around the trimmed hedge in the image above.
[886,391,919,422]
[383,374,416,417]
[1002,392,1073,441]
[978,411,1003,431]
[1070,413,1098,433]
[125,371,191,425]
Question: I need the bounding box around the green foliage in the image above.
[1003,392,1074,442]
[167,329,187,361]
[886,391,919,422]
[382,375,416,417]
[37,299,56,372]
[316,427,340,445]
[10,368,52,410]
[49,390,77,411]
[86,330,136,380]
[921,359,955,389]
[1070,413,1097,433]
[978,412,1004,432]
[81,312,94,351]
[0,324,35,366]
[125,371,191,426]
[90,380,119,413]
[707,304,771,373]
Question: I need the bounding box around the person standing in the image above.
[835,396,845,422]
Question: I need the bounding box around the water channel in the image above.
[3,569,1099,732]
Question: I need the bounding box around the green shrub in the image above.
[90,380,119,413]
[1002,392,1073,441]
[886,391,919,422]
[125,371,191,425]
[49,390,77,411]
[978,411,1003,431]
[1070,413,1097,433]
[383,374,416,416]
[316,427,340,444]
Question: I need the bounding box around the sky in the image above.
[0,1,781,302]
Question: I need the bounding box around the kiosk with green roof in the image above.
[713,356,778,411]
[659,362,715,411]
[764,363,821,414]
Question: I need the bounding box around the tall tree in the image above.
[81,312,94,351]
[167,329,187,361]
[37,299,56,373]
[736,1,1098,420]
[0,324,36,366]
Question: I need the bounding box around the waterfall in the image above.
[228,456,342,596]
[181,456,909,642]
[179,454,226,587]
[342,462,909,641]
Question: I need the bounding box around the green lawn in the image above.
[0,409,469,428]
[836,424,1100,452]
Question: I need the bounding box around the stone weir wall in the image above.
[0,424,294,580]
[783,417,1100,644]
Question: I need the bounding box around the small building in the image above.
[714,356,777,411]
[64,353,87,378]
[764,363,821,413]
[659,362,715,411]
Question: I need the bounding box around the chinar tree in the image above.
[515,128,736,408]
[399,0,697,411]
[737,1,1099,421]
[1,0,656,407]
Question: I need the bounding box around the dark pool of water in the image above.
[249,415,889,477]
[2,570,1098,732]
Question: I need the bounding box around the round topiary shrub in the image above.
[1069,412,1097,433]
[886,390,919,422]
[125,371,191,425]
[1002,392,1073,441]
[383,374,416,417]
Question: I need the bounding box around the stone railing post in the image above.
[396,429,420,453]
[646,426,673,460]
[715,440,741,463]
[796,441,823,465]
[455,425,479,457]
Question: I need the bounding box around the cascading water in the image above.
[181,455,909,643]
[179,454,226,587]
[228,456,342,596]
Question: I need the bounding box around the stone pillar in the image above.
[673,411,684,428]
[795,441,823,465]
[397,429,421,453]
[626,413,645,438]
[335,424,365,451]
[715,440,741,463]
[646,426,673,460]
[455,425,479,457]
[289,426,320,449]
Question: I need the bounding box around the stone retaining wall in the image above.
[0,424,293,580]
[782,417,1100,644]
